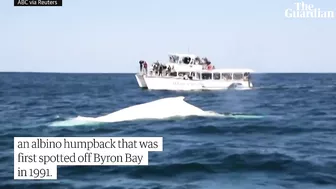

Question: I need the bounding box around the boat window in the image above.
[195,57,201,65]
[202,73,212,80]
[213,73,220,80]
[222,73,232,80]
[190,72,195,77]
[178,72,188,77]
[196,73,200,79]
[182,57,191,64]
[233,73,243,80]
[169,55,179,63]
[169,72,177,77]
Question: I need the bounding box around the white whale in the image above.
[50,96,263,127]
[50,96,217,126]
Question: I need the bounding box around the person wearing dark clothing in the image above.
[167,66,171,75]
[153,63,158,75]
[139,60,144,72]
[247,73,252,87]
[159,64,163,76]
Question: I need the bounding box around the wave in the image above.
[124,153,336,185]
[50,96,264,127]
[55,152,336,185]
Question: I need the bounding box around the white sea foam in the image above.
[50,96,263,127]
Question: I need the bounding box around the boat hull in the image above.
[143,77,253,91]
[135,74,147,88]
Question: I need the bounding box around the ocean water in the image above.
[1,72,336,189]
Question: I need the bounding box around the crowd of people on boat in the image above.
[151,61,165,76]
[139,56,215,76]
[169,56,215,70]
[139,60,174,76]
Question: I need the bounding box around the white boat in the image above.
[135,53,254,91]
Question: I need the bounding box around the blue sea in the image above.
[1,72,336,189]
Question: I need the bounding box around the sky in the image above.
[0,0,336,73]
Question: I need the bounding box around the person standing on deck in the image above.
[143,61,148,75]
[246,73,252,87]
[167,66,171,75]
[139,60,144,73]
[159,64,163,76]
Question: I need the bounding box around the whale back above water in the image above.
[95,96,207,122]
[50,96,264,127]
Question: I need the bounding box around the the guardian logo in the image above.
[285,1,335,18]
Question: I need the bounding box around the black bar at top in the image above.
[14,0,62,6]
